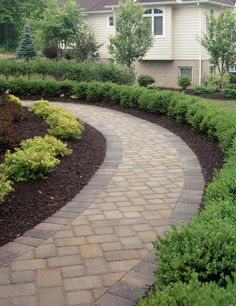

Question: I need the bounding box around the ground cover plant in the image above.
[1,80,234,303]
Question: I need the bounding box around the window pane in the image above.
[109,17,114,26]
[180,68,192,79]
[154,16,163,35]
[144,9,152,14]
[154,9,163,14]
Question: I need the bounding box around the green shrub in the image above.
[138,75,155,87]
[138,277,236,306]
[195,84,217,94]
[0,135,71,182]
[86,82,105,102]
[0,174,13,203]
[30,100,85,140]
[224,88,236,98]
[120,86,144,108]
[155,216,236,287]
[229,72,236,84]
[0,59,135,85]
[177,75,192,91]
[46,111,84,140]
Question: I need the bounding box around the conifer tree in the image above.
[16,24,36,60]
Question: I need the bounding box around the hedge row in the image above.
[1,80,236,302]
[0,59,135,85]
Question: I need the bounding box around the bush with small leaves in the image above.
[138,75,155,87]
[177,75,192,91]
[0,135,71,182]
[0,174,13,203]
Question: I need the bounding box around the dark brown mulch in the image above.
[0,108,106,246]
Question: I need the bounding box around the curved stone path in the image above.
[0,103,204,306]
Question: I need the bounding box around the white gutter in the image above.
[198,3,202,85]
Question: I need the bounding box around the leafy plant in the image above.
[0,174,13,203]
[138,75,155,87]
[177,75,192,91]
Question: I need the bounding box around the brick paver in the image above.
[0,103,204,305]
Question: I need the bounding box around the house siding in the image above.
[86,13,114,59]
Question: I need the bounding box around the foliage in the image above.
[177,75,191,91]
[195,84,217,94]
[138,75,155,87]
[71,23,101,61]
[0,59,135,84]
[30,100,84,139]
[0,174,13,204]
[0,135,71,182]
[16,24,36,60]
[0,93,24,150]
[201,9,236,89]
[224,88,236,98]
[109,0,153,67]
[138,277,236,306]
[228,72,236,84]
[34,0,82,54]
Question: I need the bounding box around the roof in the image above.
[77,0,235,12]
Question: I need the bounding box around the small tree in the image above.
[16,24,36,60]
[72,23,101,61]
[201,9,236,90]
[109,0,153,68]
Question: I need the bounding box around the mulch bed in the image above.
[0,107,106,246]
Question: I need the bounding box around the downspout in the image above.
[198,3,202,84]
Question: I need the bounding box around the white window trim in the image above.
[178,67,193,81]
[143,8,165,38]
[107,16,115,28]
[228,64,236,73]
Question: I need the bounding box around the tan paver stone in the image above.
[11,259,47,272]
[102,272,125,286]
[67,290,93,305]
[64,276,103,291]
[37,268,62,287]
[11,271,35,284]
[35,244,57,258]
[73,225,94,236]
[11,296,36,306]
[80,244,103,259]
[61,265,86,278]
[38,287,66,306]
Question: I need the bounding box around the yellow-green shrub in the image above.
[0,135,71,182]
[0,174,13,203]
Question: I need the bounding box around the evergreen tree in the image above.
[16,24,36,60]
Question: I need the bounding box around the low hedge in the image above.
[0,59,135,85]
[1,80,236,302]
[0,174,13,203]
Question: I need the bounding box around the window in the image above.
[228,65,236,73]
[179,67,193,80]
[210,66,215,74]
[210,9,215,15]
[108,16,114,27]
[143,8,164,37]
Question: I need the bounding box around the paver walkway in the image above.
[0,103,204,306]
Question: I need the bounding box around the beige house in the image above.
[77,0,235,87]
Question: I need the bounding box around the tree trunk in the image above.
[220,73,224,90]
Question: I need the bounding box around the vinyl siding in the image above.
[173,5,200,60]
[144,6,173,60]
[86,13,115,59]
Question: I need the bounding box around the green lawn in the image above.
[203,98,236,111]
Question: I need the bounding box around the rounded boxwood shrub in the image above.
[138,75,155,87]
[177,75,192,91]
[137,277,236,306]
